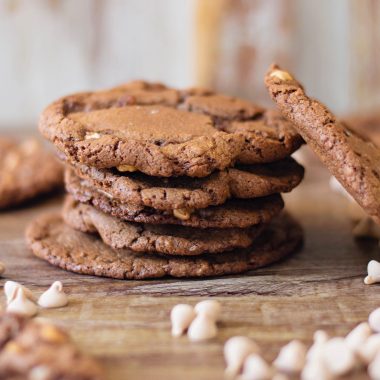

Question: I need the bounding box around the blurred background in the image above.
[0,0,379,129]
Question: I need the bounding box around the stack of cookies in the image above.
[27,81,305,279]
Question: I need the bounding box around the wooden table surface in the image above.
[0,146,379,380]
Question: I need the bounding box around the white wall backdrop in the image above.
[0,0,379,130]
[0,0,195,128]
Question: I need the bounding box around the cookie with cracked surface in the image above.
[182,96,303,164]
[0,313,104,380]
[26,212,302,279]
[265,64,380,224]
[68,157,303,211]
[0,138,63,209]
[65,170,284,229]
[39,81,303,177]
[62,196,264,256]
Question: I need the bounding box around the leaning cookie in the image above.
[265,64,380,224]
[65,170,284,229]
[68,157,303,211]
[0,138,63,209]
[0,313,104,379]
[62,196,264,256]
[39,81,302,177]
[26,212,302,279]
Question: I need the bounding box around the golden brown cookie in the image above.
[265,64,380,224]
[26,212,303,279]
[67,157,303,211]
[65,169,284,229]
[62,196,264,256]
[0,138,63,209]
[39,81,302,177]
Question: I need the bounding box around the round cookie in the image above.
[65,170,284,229]
[265,64,380,224]
[62,196,264,256]
[39,81,303,177]
[0,138,63,209]
[68,157,304,211]
[25,212,303,279]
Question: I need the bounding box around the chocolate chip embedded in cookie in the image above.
[67,157,303,211]
[62,196,264,256]
[65,170,284,229]
[0,313,104,379]
[26,212,303,279]
[0,138,63,209]
[39,81,303,177]
[265,64,380,224]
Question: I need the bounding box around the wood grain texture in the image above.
[0,146,379,379]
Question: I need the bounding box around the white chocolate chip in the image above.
[170,304,195,337]
[116,164,138,172]
[313,330,329,343]
[353,218,380,240]
[345,322,372,352]
[369,308,380,332]
[38,281,68,308]
[365,261,380,285]
[224,336,260,377]
[241,354,272,380]
[368,351,380,379]
[270,70,293,81]
[194,300,221,321]
[29,365,52,380]
[7,287,38,317]
[322,337,356,376]
[302,337,331,380]
[301,355,331,380]
[173,208,193,221]
[358,334,380,364]
[98,189,114,199]
[306,330,329,361]
[4,281,36,304]
[273,340,306,374]
[0,261,5,276]
[85,132,101,140]
[187,314,217,342]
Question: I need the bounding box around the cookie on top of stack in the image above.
[26,81,305,279]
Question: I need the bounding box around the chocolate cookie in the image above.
[68,157,303,211]
[62,196,264,256]
[0,313,104,379]
[0,138,63,209]
[265,64,380,223]
[26,212,302,279]
[65,170,284,229]
[39,81,302,177]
